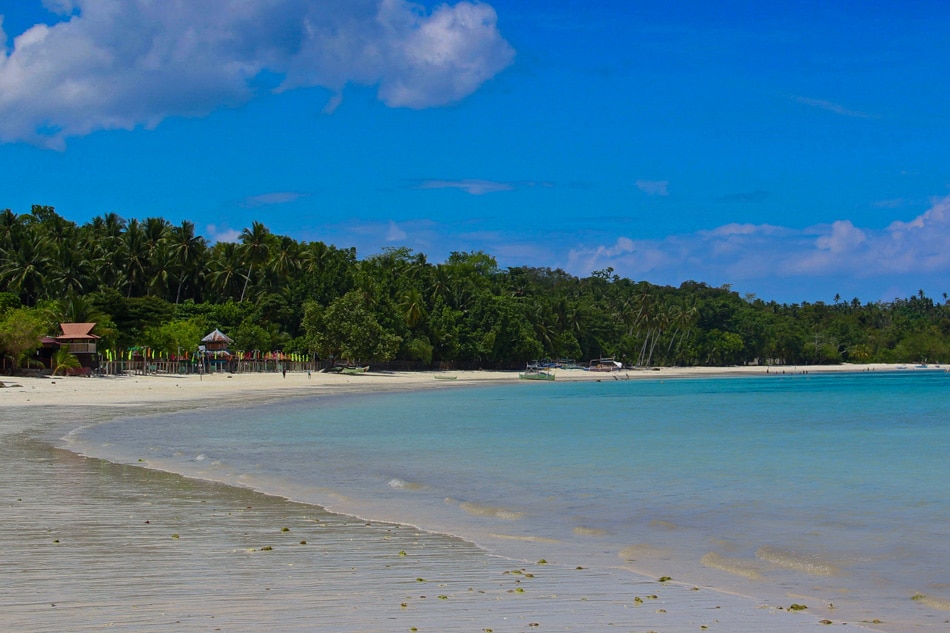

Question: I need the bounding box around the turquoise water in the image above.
[69,371,950,628]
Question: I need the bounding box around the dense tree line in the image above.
[1,205,948,369]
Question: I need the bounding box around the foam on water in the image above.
[65,370,950,631]
[700,552,763,580]
[755,546,839,576]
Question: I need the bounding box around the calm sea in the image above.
[66,370,950,629]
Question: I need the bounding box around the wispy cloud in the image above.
[873,198,908,209]
[635,180,668,196]
[0,0,514,148]
[241,192,308,208]
[793,96,875,119]
[417,179,515,195]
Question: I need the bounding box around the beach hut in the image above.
[54,323,100,372]
[201,328,233,351]
[199,328,234,372]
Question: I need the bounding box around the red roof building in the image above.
[54,323,100,370]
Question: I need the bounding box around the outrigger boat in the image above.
[520,362,555,381]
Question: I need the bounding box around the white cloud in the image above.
[567,236,677,279]
[635,180,668,196]
[816,220,866,253]
[0,0,514,148]
[565,195,950,287]
[386,220,407,241]
[42,0,77,15]
[417,178,514,195]
[206,224,241,244]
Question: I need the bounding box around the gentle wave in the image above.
[911,593,950,611]
[387,477,426,491]
[489,533,559,544]
[573,526,608,536]
[755,546,838,576]
[701,552,762,580]
[458,501,525,520]
[618,543,672,562]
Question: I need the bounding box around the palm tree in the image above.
[120,219,149,297]
[147,241,175,300]
[51,348,82,375]
[207,241,247,301]
[0,229,54,305]
[0,209,24,255]
[167,220,206,303]
[399,288,427,329]
[239,221,271,303]
[50,235,94,297]
[142,217,171,297]
[265,235,300,294]
[84,213,126,290]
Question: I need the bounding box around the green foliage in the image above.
[701,329,746,365]
[406,337,434,364]
[2,207,948,367]
[304,291,401,362]
[0,291,20,316]
[142,319,206,356]
[51,348,81,375]
[0,307,48,369]
[231,321,273,352]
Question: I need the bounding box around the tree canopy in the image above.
[1,205,948,368]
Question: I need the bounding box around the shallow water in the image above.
[68,370,950,631]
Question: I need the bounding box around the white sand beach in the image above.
[0,362,918,411]
[1,365,931,632]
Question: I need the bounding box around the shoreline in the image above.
[2,365,939,632]
[2,362,938,412]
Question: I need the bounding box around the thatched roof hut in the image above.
[201,329,233,352]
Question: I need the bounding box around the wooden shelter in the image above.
[201,328,233,351]
[199,328,234,372]
[54,323,100,371]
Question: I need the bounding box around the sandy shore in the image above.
[0,362,924,411]
[1,364,925,632]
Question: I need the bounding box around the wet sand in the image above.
[2,366,924,631]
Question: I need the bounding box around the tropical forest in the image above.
[1,205,948,371]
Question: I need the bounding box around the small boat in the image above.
[434,374,458,380]
[558,359,585,370]
[340,365,369,375]
[588,358,622,372]
[520,363,555,381]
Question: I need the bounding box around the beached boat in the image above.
[340,365,369,375]
[558,359,585,370]
[433,374,458,380]
[520,363,555,381]
[588,358,622,372]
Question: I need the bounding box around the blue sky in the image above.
[1,0,949,304]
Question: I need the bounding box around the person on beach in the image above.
[282,367,286,378]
